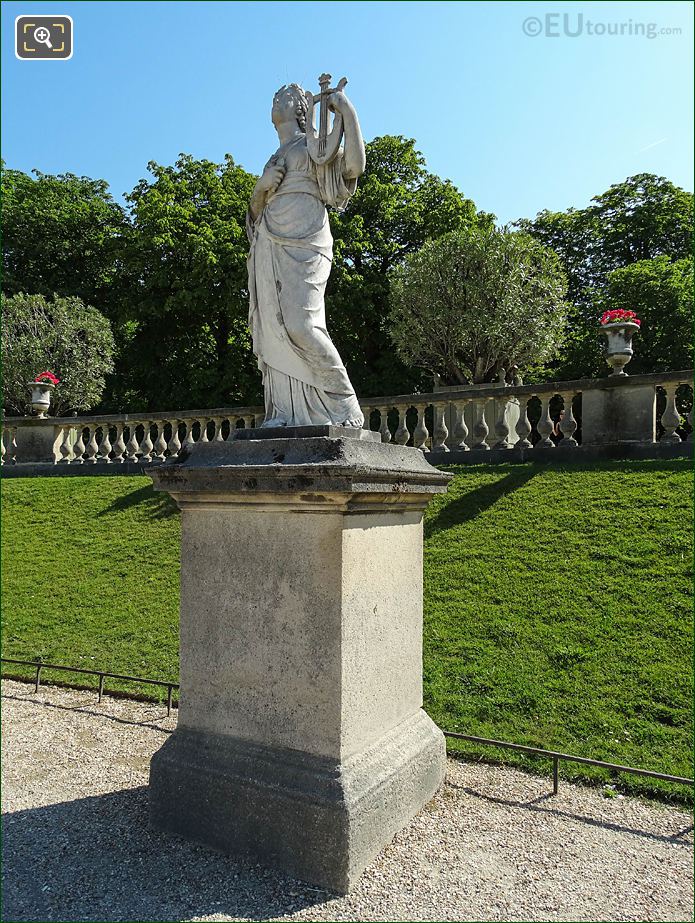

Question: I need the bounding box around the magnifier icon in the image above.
[33,26,53,49]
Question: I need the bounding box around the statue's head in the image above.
[272,84,308,132]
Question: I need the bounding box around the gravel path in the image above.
[2,678,692,923]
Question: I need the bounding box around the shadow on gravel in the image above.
[450,783,695,847]
[2,787,332,922]
[1,693,174,735]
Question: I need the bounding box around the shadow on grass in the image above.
[2,788,332,922]
[426,465,538,539]
[96,484,179,520]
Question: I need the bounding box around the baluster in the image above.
[1,428,6,466]
[432,403,449,452]
[85,426,99,463]
[140,422,154,462]
[1,426,16,465]
[198,418,210,442]
[514,398,533,448]
[213,417,225,441]
[2,426,17,464]
[660,384,682,443]
[471,399,490,450]
[153,421,168,461]
[126,423,141,462]
[72,426,86,464]
[56,426,71,464]
[451,400,470,450]
[112,424,126,463]
[167,420,182,458]
[183,420,196,448]
[559,392,578,447]
[535,395,555,448]
[394,405,410,445]
[362,407,373,432]
[238,417,248,431]
[493,399,512,450]
[412,404,429,452]
[98,425,113,463]
[378,407,391,443]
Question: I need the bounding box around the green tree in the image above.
[388,227,568,385]
[519,174,693,378]
[1,292,115,415]
[595,256,693,376]
[327,136,494,396]
[109,154,258,411]
[1,166,127,312]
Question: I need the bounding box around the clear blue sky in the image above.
[2,0,692,224]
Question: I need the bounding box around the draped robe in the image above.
[246,135,364,427]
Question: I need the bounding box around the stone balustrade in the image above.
[2,371,692,467]
[361,370,693,454]
[1,406,264,467]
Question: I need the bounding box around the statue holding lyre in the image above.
[246,75,366,427]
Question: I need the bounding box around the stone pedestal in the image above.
[13,421,62,463]
[148,426,450,893]
[582,384,656,445]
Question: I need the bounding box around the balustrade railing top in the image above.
[358,369,694,409]
[1,405,265,426]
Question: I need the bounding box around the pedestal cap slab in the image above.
[149,427,452,511]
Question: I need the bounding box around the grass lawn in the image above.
[2,459,692,800]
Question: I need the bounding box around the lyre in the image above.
[306,73,348,167]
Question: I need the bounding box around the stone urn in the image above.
[599,322,640,376]
[29,381,55,418]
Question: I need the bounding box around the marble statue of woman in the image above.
[246,81,366,427]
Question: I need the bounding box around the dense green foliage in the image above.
[519,174,693,380]
[388,227,568,384]
[1,292,115,415]
[2,460,691,799]
[327,136,494,396]
[596,256,694,376]
[1,166,127,310]
[108,154,259,411]
[3,158,691,411]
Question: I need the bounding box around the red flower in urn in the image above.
[598,311,641,377]
[34,371,61,385]
[600,309,641,327]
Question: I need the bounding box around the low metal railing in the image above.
[1,657,178,716]
[443,731,693,795]
[2,657,692,797]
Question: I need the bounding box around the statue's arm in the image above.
[249,161,286,222]
[329,92,366,180]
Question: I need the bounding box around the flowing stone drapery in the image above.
[246,137,363,427]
